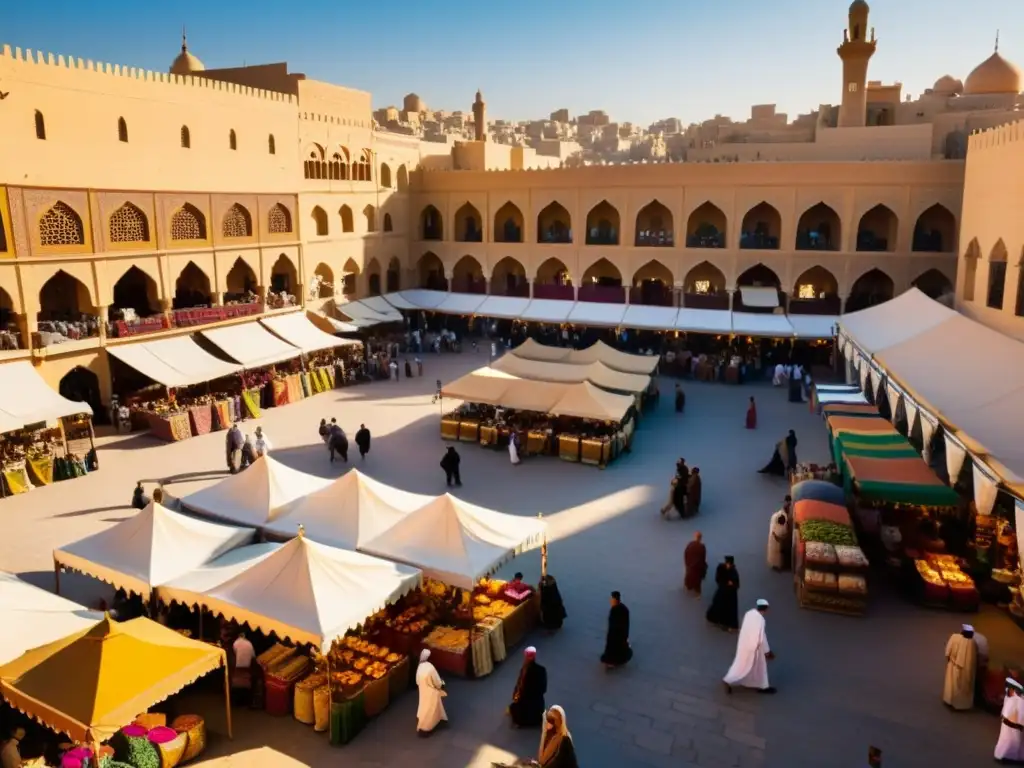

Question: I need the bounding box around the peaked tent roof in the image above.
[359,494,547,589]
[0,616,225,743]
[53,502,255,599]
[0,361,93,436]
[265,470,433,549]
[565,340,659,374]
[182,456,332,527]
[549,381,635,422]
[161,535,421,650]
[839,288,956,355]
[0,572,103,667]
[492,355,649,393]
[156,542,281,608]
[261,311,358,352]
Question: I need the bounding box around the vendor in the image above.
[1,726,25,768]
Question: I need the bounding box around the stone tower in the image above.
[836,0,876,128]
[472,90,487,142]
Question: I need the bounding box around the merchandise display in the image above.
[793,499,868,616]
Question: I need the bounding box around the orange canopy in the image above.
[827,415,897,436]
[0,615,227,743]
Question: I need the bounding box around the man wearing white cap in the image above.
[995,678,1024,761]
[723,599,775,694]
[415,649,447,736]
[943,624,978,711]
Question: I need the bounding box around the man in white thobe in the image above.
[766,502,790,571]
[723,599,775,694]
[995,678,1024,762]
[415,649,447,736]
[943,624,978,711]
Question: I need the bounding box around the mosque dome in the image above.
[849,0,869,12]
[403,93,426,113]
[963,51,1021,95]
[169,33,204,75]
[932,75,963,95]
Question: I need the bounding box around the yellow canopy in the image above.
[492,355,650,393]
[0,615,227,743]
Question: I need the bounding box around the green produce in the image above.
[110,733,160,768]
[799,520,857,547]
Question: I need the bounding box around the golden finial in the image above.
[996,30,1000,53]
[181,26,188,53]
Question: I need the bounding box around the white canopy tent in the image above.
[789,315,838,340]
[437,293,487,315]
[377,292,420,311]
[492,355,650,393]
[0,572,103,666]
[182,456,332,527]
[815,391,869,406]
[360,494,546,590]
[201,321,301,368]
[387,290,448,310]
[568,340,659,374]
[106,336,243,388]
[739,286,780,308]
[474,296,532,319]
[261,312,358,353]
[0,362,93,436]
[674,309,733,334]
[53,502,255,599]
[549,381,634,422]
[264,470,433,550]
[156,534,421,650]
[355,296,404,320]
[621,305,680,331]
[519,299,574,323]
[317,313,364,333]
[731,312,794,337]
[566,301,627,328]
[335,300,399,324]
[839,288,955,355]
[155,543,281,607]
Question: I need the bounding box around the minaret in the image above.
[472,90,487,142]
[836,0,876,128]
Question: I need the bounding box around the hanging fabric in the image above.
[945,432,967,483]
[973,462,999,516]
[919,412,937,464]
[904,398,919,434]
[885,382,901,421]
[859,363,869,392]
[842,339,853,362]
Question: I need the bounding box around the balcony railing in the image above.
[739,231,779,250]
[577,284,625,304]
[539,230,573,244]
[532,283,574,301]
[685,233,721,248]
[34,316,102,348]
[636,231,675,247]
[172,302,264,328]
[0,327,25,351]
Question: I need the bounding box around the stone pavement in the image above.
[0,351,1004,767]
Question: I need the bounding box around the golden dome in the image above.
[963,51,1021,95]
[932,75,963,95]
[169,33,204,76]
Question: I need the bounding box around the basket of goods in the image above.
[834,545,870,571]
[266,654,310,716]
[804,542,837,568]
[799,520,858,547]
[472,598,516,622]
[257,643,296,670]
[803,568,838,593]
[362,663,391,717]
[294,673,327,725]
[332,670,365,698]
[147,726,188,768]
[837,574,868,597]
[915,559,951,604]
[424,626,470,653]
[170,715,206,762]
[111,728,161,768]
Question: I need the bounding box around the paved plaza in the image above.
[0,352,1007,767]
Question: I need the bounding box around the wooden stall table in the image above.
[580,438,608,467]
[361,674,390,717]
[501,594,540,652]
[558,435,580,462]
[527,430,550,456]
[459,420,480,443]
[469,629,494,678]
[479,424,499,447]
[330,691,366,746]
[476,617,507,664]
[423,644,470,677]
[386,656,411,700]
[441,418,460,440]
[188,404,213,436]
[145,411,192,442]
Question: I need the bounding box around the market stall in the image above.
[0,615,230,753]
[791,494,869,616]
[180,456,331,528]
[263,469,432,549]
[511,338,659,375]
[52,501,255,600]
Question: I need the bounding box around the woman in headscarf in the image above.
[705,556,741,631]
[415,649,447,736]
[535,706,578,767]
[508,647,547,728]
[758,431,796,477]
[539,574,567,632]
[240,433,257,469]
[784,430,798,475]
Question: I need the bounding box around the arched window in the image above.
[222,204,252,238]
[268,134,276,155]
[180,125,191,149]
[229,129,237,151]
[34,110,46,140]
[170,204,206,241]
[117,117,128,143]
[108,203,149,243]
[268,203,292,234]
[38,202,85,246]
[383,213,393,232]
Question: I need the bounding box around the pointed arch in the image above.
[173,261,212,308]
[341,259,359,296]
[846,268,895,312]
[111,265,159,320]
[339,204,354,233]
[537,202,572,244]
[356,149,372,181]
[380,163,393,188]
[637,200,675,247]
[536,257,572,286]
[365,258,382,296]
[962,237,981,302]
[313,263,335,298]
[452,255,486,294]
[304,144,326,180]
[386,257,401,293]
[494,202,524,243]
[912,204,956,253]
[222,203,252,238]
[311,206,329,236]
[170,204,206,242]
[911,268,953,300]
[267,203,293,234]
[117,117,128,143]
[684,261,727,294]
[397,165,409,192]
[108,202,150,244]
[34,110,46,140]
[270,253,298,295]
[38,270,95,323]
[585,200,620,245]
[491,256,528,297]
[792,265,839,299]
[225,257,259,298]
[421,205,443,240]
[856,204,898,252]
[684,202,724,248]
[795,203,841,251]
[740,202,781,249]
[38,201,85,246]
[631,259,674,306]
[417,252,447,291]
[383,213,393,232]
[453,203,483,243]
[363,205,377,233]
[180,125,191,149]
[581,257,623,285]
[228,129,237,150]
[987,238,1009,309]
[736,262,781,289]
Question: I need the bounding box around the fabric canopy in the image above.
[0,572,102,667]
[839,288,955,355]
[436,293,487,315]
[156,543,281,608]
[790,480,847,506]
[826,415,897,436]
[789,315,838,340]
[261,312,357,353]
[621,305,679,331]
[675,309,733,334]
[0,616,226,743]
[475,296,531,319]
[492,355,649,393]
[53,502,255,599]
[549,381,633,422]
[201,321,300,368]
[106,336,243,388]
[359,494,546,589]
[511,338,574,362]
[264,470,433,549]
[519,299,574,323]
[731,312,794,337]
[739,286,780,308]
[567,302,627,328]
[182,456,331,527]
[355,296,404,320]
[386,290,447,310]
[821,403,878,417]
[159,534,421,650]
[843,455,959,506]
[378,292,420,311]
[815,391,868,406]
[440,368,532,406]
[568,340,659,374]
[0,362,93,435]
[335,299,399,324]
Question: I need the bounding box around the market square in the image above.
[0,351,1006,767]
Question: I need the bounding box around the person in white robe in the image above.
[995,678,1024,762]
[723,599,775,694]
[766,508,789,571]
[415,649,447,735]
[943,624,978,711]
[254,426,272,457]
[772,363,786,387]
[509,434,521,465]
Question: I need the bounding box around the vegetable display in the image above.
[799,520,857,547]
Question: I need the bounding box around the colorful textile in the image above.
[188,405,212,436]
[844,455,959,506]
[793,499,851,527]
[3,466,31,494]
[242,389,261,419]
[833,431,917,467]
[300,373,311,398]
[286,374,303,403]
[28,455,54,486]
[324,366,336,388]
[272,379,289,407]
[821,403,879,417]
[212,401,230,431]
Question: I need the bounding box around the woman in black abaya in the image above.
[705,556,740,631]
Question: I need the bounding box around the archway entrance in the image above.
[110,266,161,335]
[911,268,953,300]
[579,258,624,303]
[534,257,573,300]
[631,260,674,306]
[60,366,103,424]
[174,262,212,309]
[0,287,20,349]
[452,256,486,294]
[418,252,447,291]
[225,258,259,302]
[789,266,840,314]
[37,271,99,346]
[846,269,894,312]
[270,255,298,297]
[387,258,401,293]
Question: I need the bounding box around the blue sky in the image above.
[4,0,1020,126]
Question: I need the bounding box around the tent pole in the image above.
[223,660,234,739]
[198,608,204,641]
[91,738,101,768]
[54,557,61,595]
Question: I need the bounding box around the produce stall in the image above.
[792,496,870,616]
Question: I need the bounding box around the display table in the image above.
[501,595,540,652]
[479,424,499,447]
[145,411,192,442]
[558,435,580,462]
[476,617,507,664]
[362,674,389,717]
[441,418,460,440]
[580,438,609,467]
[527,430,550,456]
[188,405,212,436]
[423,643,470,678]
[386,656,411,701]
[330,692,366,746]
[459,420,480,443]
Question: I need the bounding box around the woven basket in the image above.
[134,712,166,730]
[154,731,188,768]
[294,684,315,724]
[170,715,206,762]
[313,685,330,732]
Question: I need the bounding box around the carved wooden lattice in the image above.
[39,202,85,246]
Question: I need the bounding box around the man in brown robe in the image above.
[683,532,707,597]
[943,624,978,710]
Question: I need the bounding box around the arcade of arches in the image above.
[491,257,528,297]
[685,203,723,248]
[740,203,781,249]
[451,256,486,294]
[418,252,447,291]
[494,202,524,243]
